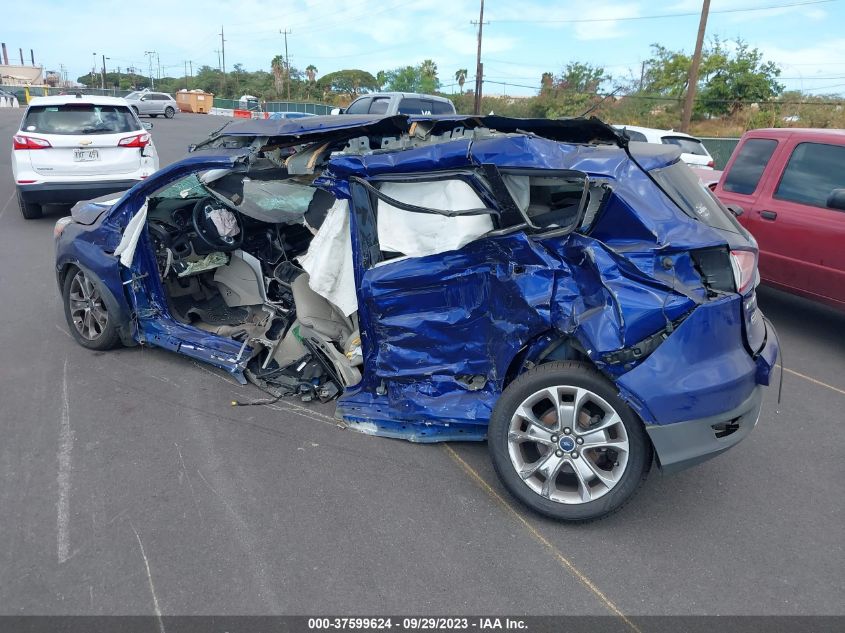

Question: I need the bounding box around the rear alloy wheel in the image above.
[488,361,651,522]
[164,106,175,118]
[17,190,42,219]
[63,268,119,350]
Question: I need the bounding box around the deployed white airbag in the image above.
[376,180,493,257]
[114,200,149,267]
[297,199,358,316]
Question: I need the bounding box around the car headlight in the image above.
[54,216,74,239]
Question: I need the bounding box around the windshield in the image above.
[651,162,744,234]
[207,174,316,224]
[23,104,139,135]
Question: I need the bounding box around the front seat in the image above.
[291,273,354,344]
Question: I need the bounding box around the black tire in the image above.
[17,190,42,219]
[164,106,175,118]
[149,114,158,118]
[62,267,120,351]
[488,361,652,522]
[131,106,139,116]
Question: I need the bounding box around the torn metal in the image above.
[55,114,778,454]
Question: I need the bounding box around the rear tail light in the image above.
[707,159,715,168]
[730,250,756,294]
[13,134,52,150]
[118,133,151,148]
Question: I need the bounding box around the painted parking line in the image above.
[0,191,14,220]
[784,367,845,397]
[442,444,641,633]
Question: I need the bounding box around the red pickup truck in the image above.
[713,128,845,310]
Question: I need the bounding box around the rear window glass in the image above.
[397,98,454,115]
[661,136,708,156]
[651,162,744,234]
[723,138,778,195]
[775,142,845,208]
[368,98,390,115]
[344,98,371,114]
[23,104,138,135]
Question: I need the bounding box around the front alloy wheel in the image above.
[63,268,119,350]
[164,106,175,118]
[489,361,651,522]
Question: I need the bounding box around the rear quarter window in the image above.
[775,142,845,208]
[23,104,139,135]
[723,138,778,195]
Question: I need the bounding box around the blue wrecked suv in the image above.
[54,115,779,521]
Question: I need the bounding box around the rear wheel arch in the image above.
[503,332,588,389]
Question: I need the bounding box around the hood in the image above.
[71,192,127,225]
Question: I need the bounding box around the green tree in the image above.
[318,69,378,98]
[557,62,608,93]
[381,61,441,93]
[697,39,783,115]
[455,68,467,93]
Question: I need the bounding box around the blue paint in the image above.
[56,116,779,463]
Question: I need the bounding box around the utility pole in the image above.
[219,26,227,95]
[189,60,193,86]
[156,52,161,81]
[117,66,121,90]
[101,54,107,90]
[184,60,189,89]
[145,51,156,89]
[280,29,291,100]
[680,0,710,133]
[472,0,486,115]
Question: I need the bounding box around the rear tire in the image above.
[488,361,652,523]
[149,114,158,118]
[164,106,175,118]
[17,190,42,219]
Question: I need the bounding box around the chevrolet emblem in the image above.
[79,140,93,145]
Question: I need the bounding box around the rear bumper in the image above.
[17,180,142,205]
[646,386,762,474]
[616,295,779,473]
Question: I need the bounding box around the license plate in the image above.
[73,149,99,162]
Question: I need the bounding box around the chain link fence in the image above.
[699,138,741,170]
[0,85,334,116]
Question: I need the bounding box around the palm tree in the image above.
[271,55,285,97]
[305,64,317,83]
[421,59,438,80]
[455,68,467,94]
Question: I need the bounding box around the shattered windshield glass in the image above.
[154,174,207,199]
[208,175,316,224]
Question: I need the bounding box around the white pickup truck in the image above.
[334,92,456,116]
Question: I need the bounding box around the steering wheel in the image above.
[191,196,243,252]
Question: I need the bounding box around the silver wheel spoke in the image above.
[578,454,617,489]
[568,457,594,502]
[540,455,565,498]
[519,451,557,480]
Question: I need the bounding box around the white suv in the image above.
[11,94,159,219]
[612,124,715,169]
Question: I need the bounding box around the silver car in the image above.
[125,91,178,118]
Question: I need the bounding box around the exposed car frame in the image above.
[54,114,779,521]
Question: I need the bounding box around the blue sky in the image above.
[4,0,845,96]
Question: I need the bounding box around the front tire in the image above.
[488,361,651,522]
[62,268,120,350]
[149,114,158,118]
[164,106,175,118]
[17,190,42,219]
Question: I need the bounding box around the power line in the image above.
[488,0,837,24]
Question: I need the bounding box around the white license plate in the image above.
[73,149,99,162]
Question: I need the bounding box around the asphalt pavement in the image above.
[0,108,842,618]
